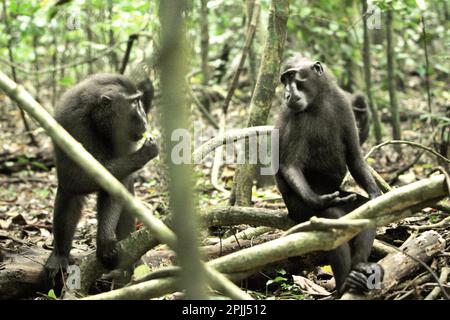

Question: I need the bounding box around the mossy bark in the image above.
[232,0,289,206]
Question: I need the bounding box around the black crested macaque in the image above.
[275,55,383,294]
[44,73,158,284]
[349,93,370,145]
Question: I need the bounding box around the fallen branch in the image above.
[83,175,448,299]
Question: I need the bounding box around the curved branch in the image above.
[366,140,450,164]
[193,125,274,163]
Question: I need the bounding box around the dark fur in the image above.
[45,73,158,286]
[275,55,383,294]
[349,92,370,145]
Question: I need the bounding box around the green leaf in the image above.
[33,188,50,198]
[31,161,49,171]
[133,264,151,279]
[273,276,287,283]
[47,289,57,300]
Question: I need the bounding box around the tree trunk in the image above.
[246,0,259,91]
[231,0,289,206]
[108,0,119,72]
[200,0,210,86]
[159,0,207,299]
[361,0,382,143]
[386,6,401,141]
[85,0,94,74]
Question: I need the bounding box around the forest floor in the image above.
[0,77,449,300]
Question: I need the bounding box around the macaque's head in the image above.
[280,55,326,112]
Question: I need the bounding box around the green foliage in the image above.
[133,264,151,279]
[266,269,305,299]
[47,289,58,300]
[0,0,447,140]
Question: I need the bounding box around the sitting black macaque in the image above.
[349,92,370,145]
[44,74,158,285]
[275,55,383,294]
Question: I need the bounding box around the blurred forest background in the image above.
[0,0,449,300]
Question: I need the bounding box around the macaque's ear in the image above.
[100,94,112,107]
[311,61,324,76]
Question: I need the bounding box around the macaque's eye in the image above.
[281,71,296,85]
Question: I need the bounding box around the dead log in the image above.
[0,247,49,299]
[341,230,446,300]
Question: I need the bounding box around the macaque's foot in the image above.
[97,239,119,269]
[44,253,70,288]
[345,262,384,293]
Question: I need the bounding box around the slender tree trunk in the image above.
[246,0,258,91]
[200,0,210,86]
[443,1,449,22]
[60,39,69,80]
[51,33,58,107]
[108,0,119,72]
[159,0,207,299]
[420,16,432,117]
[341,0,364,92]
[231,0,289,206]
[85,0,94,74]
[222,0,260,116]
[386,6,401,141]
[1,0,37,146]
[361,0,382,143]
[119,34,138,74]
[32,35,41,101]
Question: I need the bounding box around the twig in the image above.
[410,215,450,231]
[425,267,450,300]
[365,140,450,164]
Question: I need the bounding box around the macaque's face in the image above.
[101,90,149,142]
[280,60,324,112]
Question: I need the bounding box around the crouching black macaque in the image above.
[44,74,158,286]
[275,55,383,295]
